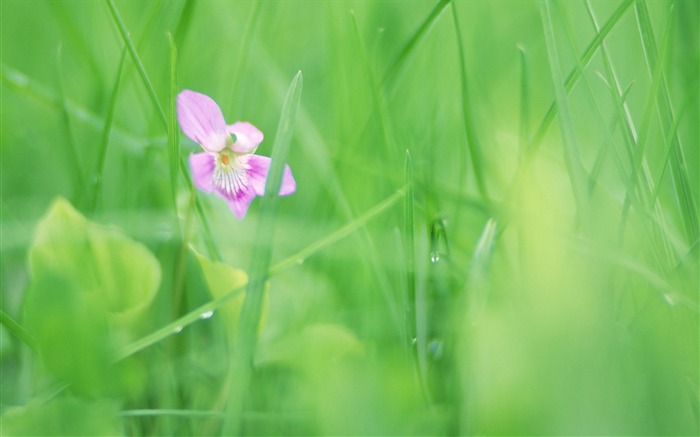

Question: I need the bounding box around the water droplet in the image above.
[411,337,418,345]
[430,251,440,263]
[663,294,676,306]
[296,258,305,265]
[200,310,214,320]
[428,339,443,360]
[173,326,183,334]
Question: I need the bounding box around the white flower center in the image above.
[212,150,248,195]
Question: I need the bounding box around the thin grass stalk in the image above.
[527,0,634,156]
[451,0,489,200]
[105,0,167,131]
[116,187,405,362]
[517,45,530,159]
[403,151,418,356]
[0,310,36,351]
[55,45,87,207]
[223,71,303,435]
[351,11,398,159]
[584,0,675,271]
[540,0,589,219]
[89,48,127,213]
[226,1,262,114]
[167,33,179,206]
[382,0,451,97]
[634,0,698,244]
[105,0,220,261]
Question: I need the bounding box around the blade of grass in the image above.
[653,98,690,206]
[451,0,489,200]
[225,0,262,114]
[55,44,87,207]
[466,219,498,324]
[254,34,404,340]
[527,0,634,156]
[540,0,589,218]
[584,1,675,271]
[167,33,179,205]
[518,44,530,159]
[351,11,397,159]
[0,309,35,351]
[173,0,196,51]
[105,0,167,131]
[635,0,698,244]
[89,48,127,213]
[223,71,303,435]
[105,0,220,260]
[116,186,405,361]
[121,410,225,418]
[1,64,144,149]
[404,150,417,350]
[382,0,450,96]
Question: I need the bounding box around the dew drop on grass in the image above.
[200,310,214,319]
[173,326,183,334]
[663,294,676,306]
[430,251,440,263]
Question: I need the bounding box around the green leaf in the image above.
[28,198,160,328]
[23,198,159,394]
[191,248,249,334]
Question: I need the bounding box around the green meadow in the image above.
[1,0,698,435]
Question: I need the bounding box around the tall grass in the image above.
[1,1,698,435]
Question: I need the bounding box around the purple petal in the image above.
[219,186,256,220]
[177,90,229,152]
[227,122,264,154]
[242,155,296,196]
[189,152,216,193]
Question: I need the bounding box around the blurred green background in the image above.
[1,0,698,435]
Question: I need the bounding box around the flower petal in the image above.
[177,90,229,152]
[242,155,296,196]
[218,186,256,220]
[227,122,264,154]
[189,152,216,193]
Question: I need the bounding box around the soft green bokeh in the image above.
[2,0,698,435]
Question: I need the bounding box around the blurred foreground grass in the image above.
[1,0,698,435]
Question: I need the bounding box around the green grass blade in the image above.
[0,309,36,351]
[652,99,690,205]
[351,11,397,158]
[55,45,87,206]
[1,64,144,149]
[105,0,221,260]
[270,187,406,274]
[121,409,224,418]
[225,1,262,114]
[527,0,634,155]
[540,0,589,217]
[635,0,698,244]
[404,151,417,349]
[382,0,451,95]
[173,0,196,50]
[89,48,127,213]
[451,1,489,200]
[105,0,167,130]
[518,44,530,158]
[466,219,498,324]
[116,186,405,361]
[223,71,303,435]
[167,33,179,205]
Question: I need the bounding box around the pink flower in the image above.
[177,90,296,219]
